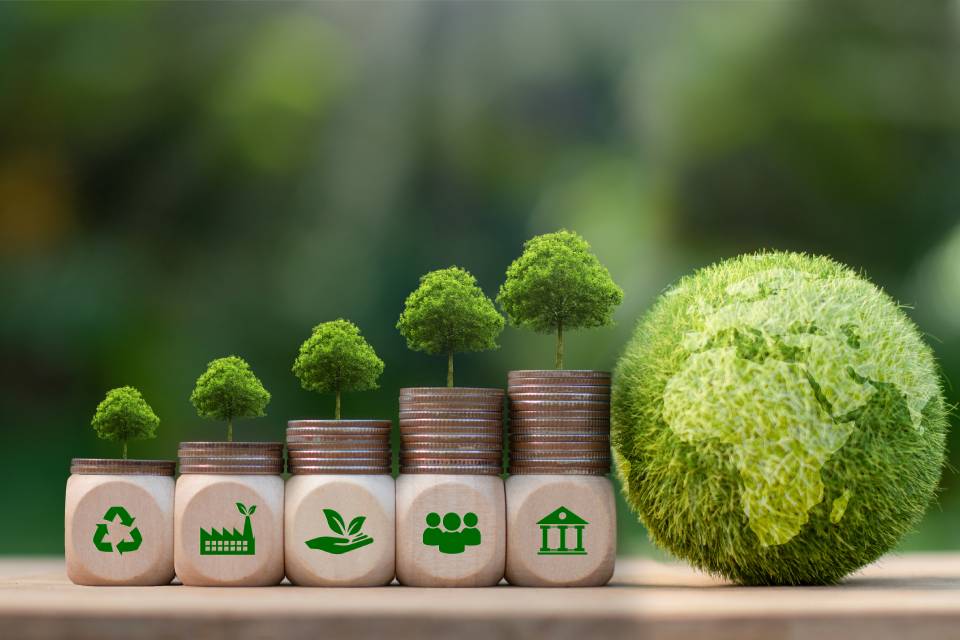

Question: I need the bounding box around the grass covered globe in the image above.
[612,252,947,585]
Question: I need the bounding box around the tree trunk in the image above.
[122,441,128,460]
[335,388,342,420]
[447,351,454,388]
[227,417,233,443]
[555,320,564,369]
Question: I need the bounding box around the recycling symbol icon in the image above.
[93,505,142,555]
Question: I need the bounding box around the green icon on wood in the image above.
[92,505,142,554]
[422,511,481,554]
[305,508,374,554]
[537,506,588,555]
[200,502,256,555]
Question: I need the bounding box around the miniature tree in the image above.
[190,356,271,442]
[497,230,623,369]
[292,319,385,419]
[397,266,504,387]
[91,386,160,459]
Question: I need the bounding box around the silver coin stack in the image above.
[398,387,504,475]
[177,442,285,475]
[286,420,392,474]
[507,370,612,475]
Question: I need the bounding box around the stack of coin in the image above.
[70,458,176,476]
[399,387,504,475]
[507,370,611,475]
[286,420,392,474]
[177,442,284,475]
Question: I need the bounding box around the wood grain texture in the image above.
[2,554,959,640]
[505,474,616,587]
[174,475,284,587]
[284,474,395,586]
[395,474,505,587]
[65,474,175,586]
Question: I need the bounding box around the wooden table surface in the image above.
[1,554,959,640]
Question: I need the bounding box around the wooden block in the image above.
[174,474,284,586]
[65,474,174,586]
[284,474,395,586]
[395,474,505,587]
[504,474,615,586]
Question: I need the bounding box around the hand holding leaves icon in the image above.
[305,509,374,554]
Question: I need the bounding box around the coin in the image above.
[399,417,503,427]
[400,386,503,396]
[287,419,391,429]
[399,393,504,405]
[289,464,391,474]
[508,369,610,379]
[399,410,502,420]
[288,443,388,451]
[510,430,609,440]
[401,431,502,441]
[178,441,283,452]
[510,455,611,465]
[508,466,609,476]
[399,454,502,464]
[509,422,609,430]
[399,402,504,413]
[402,449,501,458]
[400,465,502,476]
[287,440,390,449]
[287,430,389,438]
[399,423,502,431]
[509,422,609,431]
[288,456,390,466]
[69,459,176,476]
[287,448,391,458]
[400,441,502,451]
[286,427,390,438]
[507,383,611,393]
[401,433,503,444]
[509,392,610,403]
[510,400,610,417]
[178,464,285,474]
[286,441,390,451]
[509,408,610,417]
[510,457,611,466]
[509,442,609,452]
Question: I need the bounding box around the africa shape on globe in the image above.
[661,267,940,547]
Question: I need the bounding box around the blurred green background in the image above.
[1,1,958,556]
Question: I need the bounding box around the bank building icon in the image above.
[537,506,588,556]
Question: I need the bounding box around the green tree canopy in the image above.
[397,266,504,387]
[190,356,271,441]
[91,386,159,459]
[292,319,385,419]
[497,230,623,368]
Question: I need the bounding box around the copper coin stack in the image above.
[399,387,504,475]
[70,458,176,476]
[177,442,285,475]
[507,370,611,475]
[286,420,392,475]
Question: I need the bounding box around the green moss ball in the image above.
[612,252,947,585]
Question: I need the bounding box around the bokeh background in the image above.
[1,1,958,556]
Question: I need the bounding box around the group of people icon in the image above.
[422,511,481,554]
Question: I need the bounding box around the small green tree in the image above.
[397,266,504,387]
[292,319,385,419]
[190,356,271,442]
[497,230,623,369]
[91,386,159,459]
